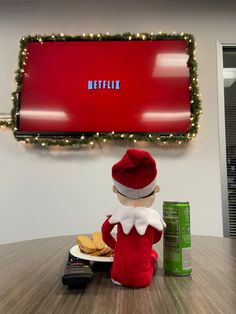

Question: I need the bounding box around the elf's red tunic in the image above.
[102,207,164,288]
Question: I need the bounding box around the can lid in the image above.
[163,201,189,205]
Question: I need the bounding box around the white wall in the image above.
[1,0,236,244]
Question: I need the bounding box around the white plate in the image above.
[70,245,114,262]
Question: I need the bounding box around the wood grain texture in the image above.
[0,235,236,314]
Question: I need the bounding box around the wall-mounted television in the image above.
[12,33,201,144]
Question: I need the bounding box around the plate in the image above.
[70,245,114,262]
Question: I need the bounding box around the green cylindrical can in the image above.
[163,201,192,276]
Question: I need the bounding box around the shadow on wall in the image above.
[19,139,194,162]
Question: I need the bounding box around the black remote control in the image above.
[62,253,93,287]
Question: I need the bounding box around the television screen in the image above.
[15,38,191,137]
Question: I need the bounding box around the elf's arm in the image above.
[101,217,116,249]
[153,228,163,244]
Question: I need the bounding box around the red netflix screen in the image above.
[17,39,190,135]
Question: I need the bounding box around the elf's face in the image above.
[113,185,160,207]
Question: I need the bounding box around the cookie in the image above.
[92,231,105,251]
[77,235,96,253]
[91,245,113,257]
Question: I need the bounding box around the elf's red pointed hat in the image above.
[112,148,157,199]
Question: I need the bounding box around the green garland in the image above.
[9,32,202,147]
[0,120,12,128]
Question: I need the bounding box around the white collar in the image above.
[108,205,166,235]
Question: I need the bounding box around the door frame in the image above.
[217,41,236,237]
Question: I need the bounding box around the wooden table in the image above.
[0,235,236,314]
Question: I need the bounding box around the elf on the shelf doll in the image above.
[102,148,166,288]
